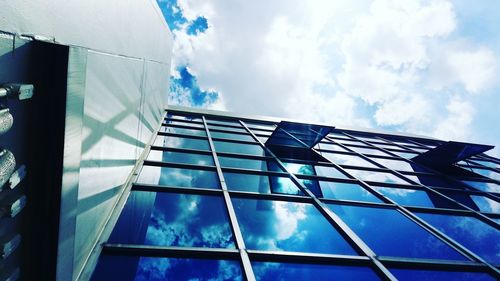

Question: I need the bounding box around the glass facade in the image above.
[91,110,500,280]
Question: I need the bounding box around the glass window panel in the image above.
[137,166,220,189]
[345,169,411,185]
[166,114,202,121]
[315,165,348,179]
[253,262,380,281]
[335,139,365,146]
[206,119,239,126]
[208,124,247,133]
[472,159,500,169]
[147,150,214,166]
[328,205,467,260]
[109,192,234,248]
[372,158,427,172]
[320,181,382,203]
[315,142,348,152]
[270,176,303,195]
[161,126,206,137]
[462,180,500,192]
[282,162,315,175]
[210,131,254,142]
[157,136,209,150]
[92,256,243,281]
[389,151,420,159]
[214,141,265,156]
[166,120,205,128]
[470,195,500,213]
[224,172,270,193]
[245,122,276,130]
[232,198,357,255]
[416,212,500,264]
[219,156,278,171]
[389,268,495,281]
[251,129,273,136]
[321,152,378,168]
[372,186,439,207]
[256,135,269,143]
[346,146,390,156]
[299,178,322,197]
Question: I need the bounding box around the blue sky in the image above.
[157,0,500,157]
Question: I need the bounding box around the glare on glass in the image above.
[232,198,357,255]
[320,181,382,203]
[137,166,220,189]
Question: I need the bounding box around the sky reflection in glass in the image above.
[214,141,264,155]
[109,192,235,248]
[470,195,500,213]
[462,180,500,193]
[320,181,382,203]
[218,156,273,171]
[389,268,495,281]
[371,186,435,207]
[232,198,357,255]
[321,152,378,168]
[161,136,210,150]
[328,204,467,260]
[147,150,214,166]
[345,169,411,185]
[416,212,500,265]
[91,256,243,281]
[252,262,380,281]
[137,166,220,189]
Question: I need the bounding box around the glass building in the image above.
[89,107,500,281]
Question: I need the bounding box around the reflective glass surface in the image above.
[159,136,209,150]
[210,131,255,141]
[320,181,382,203]
[315,142,348,152]
[218,157,275,171]
[372,158,425,172]
[270,176,303,195]
[161,126,206,137]
[371,186,435,207]
[470,195,500,213]
[137,166,220,189]
[92,256,243,281]
[321,152,378,168]
[252,262,380,281]
[109,192,234,248]
[463,180,500,192]
[224,172,270,193]
[282,162,315,175]
[346,146,390,156]
[315,165,348,179]
[389,268,495,281]
[214,141,265,156]
[147,150,214,166]
[416,212,500,264]
[328,204,467,260]
[232,198,357,255]
[345,169,411,185]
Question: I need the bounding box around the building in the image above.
[1,1,499,281]
[89,106,500,280]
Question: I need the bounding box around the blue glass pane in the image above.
[218,157,273,171]
[109,192,234,248]
[208,124,247,133]
[320,181,382,203]
[470,195,500,213]
[372,186,435,207]
[416,212,500,264]
[224,172,270,193]
[322,152,378,168]
[137,166,220,189]
[345,169,411,185]
[315,165,348,179]
[328,204,467,260]
[373,158,427,172]
[315,142,348,152]
[166,114,202,122]
[462,180,500,192]
[282,162,315,175]
[270,176,303,195]
[161,126,206,137]
[253,262,380,281]
[210,131,254,141]
[390,268,495,281]
[232,198,357,255]
[147,150,214,166]
[158,136,209,150]
[392,151,420,159]
[299,179,322,197]
[91,256,242,281]
[214,141,264,155]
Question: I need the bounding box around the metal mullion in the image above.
[220,166,290,177]
[319,198,394,208]
[132,183,222,196]
[143,160,217,171]
[208,127,252,135]
[103,244,239,259]
[157,131,207,140]
[202,116,256,281]
[240,121,397,281]
[405,205,475,216]
[379,256,487,271]
[248,249,371,265]
[211,137,258,145]
[228,190,313,203]
[216,151,273,161]
[295,173,359,183]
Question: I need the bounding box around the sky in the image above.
[157,0,500,157]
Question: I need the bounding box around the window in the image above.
[137,166,220,189]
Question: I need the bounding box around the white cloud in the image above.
[169,0,499,148]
